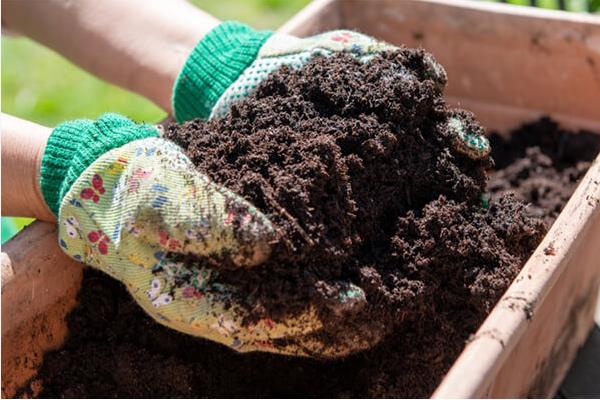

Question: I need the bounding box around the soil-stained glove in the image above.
[172,21,489,159]
[40,113,334,356]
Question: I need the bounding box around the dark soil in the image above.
[162,52,541,357]
[488,117,600,227]
[27,51,599,398]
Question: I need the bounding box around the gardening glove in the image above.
[172,21,490,160]
[40,113,363,358]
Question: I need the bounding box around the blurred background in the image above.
[2,0,599,243]
[1,0,311,243]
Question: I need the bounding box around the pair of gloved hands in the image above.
[44,22,490,358]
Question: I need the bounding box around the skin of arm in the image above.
[1,0,220,114]
[1,114,55,222]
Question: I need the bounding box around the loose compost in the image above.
[22,51,600,398]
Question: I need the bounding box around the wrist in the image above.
[34,131,55,222]
[120,0,221,114]
[0,115,54,222]
[172,21,272,123]
[4,0,220,117]
[130,22,216,115]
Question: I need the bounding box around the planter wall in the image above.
[2,0,600,397]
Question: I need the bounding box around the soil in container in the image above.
[161,51,544,357]
[24,53,600,398]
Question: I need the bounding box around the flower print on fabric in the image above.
[57,137,325,357]
[80,174,105,203]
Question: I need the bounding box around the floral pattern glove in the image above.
[41,114,329,356]
[59,137,276,277]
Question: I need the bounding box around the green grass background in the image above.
[1,0,597,243]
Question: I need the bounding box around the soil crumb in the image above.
[27,51,599,398]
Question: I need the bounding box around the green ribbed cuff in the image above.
[172,21,273,123]
[40,113,159,216]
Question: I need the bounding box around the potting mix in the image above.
[24,51,600,397]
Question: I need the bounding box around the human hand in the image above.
[41,113,362,357]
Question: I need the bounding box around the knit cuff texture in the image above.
[40,113,159,215]
[172,21,272,123]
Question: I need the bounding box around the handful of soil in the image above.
[164,50,545,356]
[34,116,598,398]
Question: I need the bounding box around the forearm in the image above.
[1,114,55,222]
[2,0,219,113]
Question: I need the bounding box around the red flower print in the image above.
[158,231,181,251]
[182,286,204,299]
[254,340,274,349]
[224,210,235,226]
[331,32,353,43]
[263,318,275,330]
[92,174,105,194]
[128,168,151,193]
[88,230,110,255]
[81,174,105,203]
[247,318,276,335]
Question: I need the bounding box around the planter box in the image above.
[2,0,600,397]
